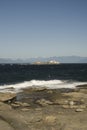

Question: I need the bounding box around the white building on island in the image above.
[48,60,60,64]
[33,60,60,65]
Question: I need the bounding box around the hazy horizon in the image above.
[0,56,87,64]
[0,55,87,60]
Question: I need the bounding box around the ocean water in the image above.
[0,64,87,92]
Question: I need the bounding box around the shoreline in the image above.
[0,80,87,93]
[0,84,87,130]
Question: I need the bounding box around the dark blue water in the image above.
[0,64,87,85]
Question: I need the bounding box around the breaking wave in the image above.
[0,79,87,93]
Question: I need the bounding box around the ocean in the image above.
[0,64,87,92]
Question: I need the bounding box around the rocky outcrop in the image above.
[0,86,87,130]
[0,92,16,102]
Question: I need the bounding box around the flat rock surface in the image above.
[0,119,14,130]
[0,85,87,130]
[0,92,16,102]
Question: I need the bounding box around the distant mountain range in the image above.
[0,56,87,63]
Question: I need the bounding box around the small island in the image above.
[33,60,60,65]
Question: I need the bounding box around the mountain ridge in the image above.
[0,56,87,63]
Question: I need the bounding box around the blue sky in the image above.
[0,0,87,58]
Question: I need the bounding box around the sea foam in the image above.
[0,80,87,93]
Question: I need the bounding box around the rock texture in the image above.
[0,85,87,130]
[0,92,16,102]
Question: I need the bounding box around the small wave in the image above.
[0,80,87,93]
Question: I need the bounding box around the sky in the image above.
[0,0,87,58]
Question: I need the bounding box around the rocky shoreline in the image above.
[0,85,87,130]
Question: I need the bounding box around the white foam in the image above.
[0,80,87,93]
